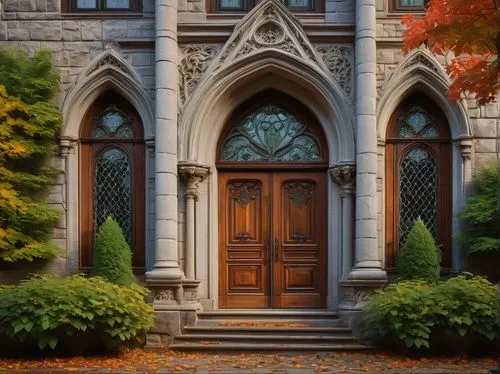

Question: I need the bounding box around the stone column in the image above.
[330,164,355,280]
[146,0,182,280]
[178,163,210,280]
[351,0,386,281]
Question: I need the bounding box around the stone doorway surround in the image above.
[145,0,388,346]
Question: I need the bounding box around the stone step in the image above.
[194,318,344,327]
[197,310,339,321]
[183,326,352,336]
[175,333,357,345]
[170,342,375,352]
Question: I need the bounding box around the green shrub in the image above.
[364,280,435,349]
[364,275,498,351]
[397,218,441,283]
[0,274,154,351]
[433,275,497,340]
[93,217,135,286]
[460,163,500,254]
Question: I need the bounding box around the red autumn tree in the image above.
[402,0,500,105]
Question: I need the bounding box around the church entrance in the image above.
[216,91,329,309]
[218,171,327,308]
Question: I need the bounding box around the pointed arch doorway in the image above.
[217,91,329,309]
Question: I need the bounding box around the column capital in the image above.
[58,136,77,158]
[178,162,210,198]
[456,136,473,161]
[329,163,356,191]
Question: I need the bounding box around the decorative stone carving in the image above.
[315,45,353,98]
[178,163,210,199]
[329,164,355,187]
[284,182,315,207]
[207,0,325,74]
[457,136,473,161]
[87,53,129,76]
[255,22,285,45]
[155,289,175,301]
[401,51,441,74]
[228,182,261,207]
[179,45,221,105]
[59,136,77,158]
[339,280,386,311]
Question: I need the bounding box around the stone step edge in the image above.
[175,334,357,341]
[198,310,339,317]
[184,326,352,333]
[170,343,376,351]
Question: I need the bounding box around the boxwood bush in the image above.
[397,218,441,284]
[364,275,497,354]
[0,274,154,354]
[93,217,135,286]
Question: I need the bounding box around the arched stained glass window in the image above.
[398,107,439,138]
[221,104,321,162]
[398,147,437,245]
[80,91,145,269]
[90,109,135,138]
[385,92,452,270]
[93,148,132,243]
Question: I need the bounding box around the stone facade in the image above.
[1,0,499,337]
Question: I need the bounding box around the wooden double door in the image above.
[219,171,327,309]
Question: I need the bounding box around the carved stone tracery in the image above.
[179,45,221,105]
[315,45,353,98]
[229,182,262,207]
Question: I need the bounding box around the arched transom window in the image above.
[218,92,327,165]
[385,92,451,271]
[80,91,145,270]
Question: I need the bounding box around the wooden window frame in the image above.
[389,0,426,12]
[80,91,146,272]
[61,0,142,16]
[385,92,452,273]
[207,0,323,13]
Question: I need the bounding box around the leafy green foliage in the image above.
[93,217,135,286]
[364,281,435,349]
[0,48,63,262]
[460,163,500,254]
[397,218,441,283]
[432,275,497,340]
[0,274,154,351]
[364,275,498,350]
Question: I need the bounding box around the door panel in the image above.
[219,173,271,308]
[219,171,327,309]
[272,173,327,308]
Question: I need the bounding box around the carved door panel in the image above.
[219,172,271,308]
[271,172,327,308]
[219,171,327,309]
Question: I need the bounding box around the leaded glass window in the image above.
[400,0,423,6]
[90,110,134,138]
[221,104,321,162]
[93,148,132,243]
[399,147,437,246]
[398,107,439,138]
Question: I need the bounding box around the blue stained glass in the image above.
[221,105,321,162]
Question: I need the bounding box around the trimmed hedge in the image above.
[93,217,135,286]
[397,218,441,284]
[0,274,154,354]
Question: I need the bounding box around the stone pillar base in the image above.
[338,279,386,339]
[145,279,202,348]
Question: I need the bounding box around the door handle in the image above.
[274,238,280,262]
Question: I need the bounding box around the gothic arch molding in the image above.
[377,49,471,140]
[61,50,154,140]
[179,50,355,165]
